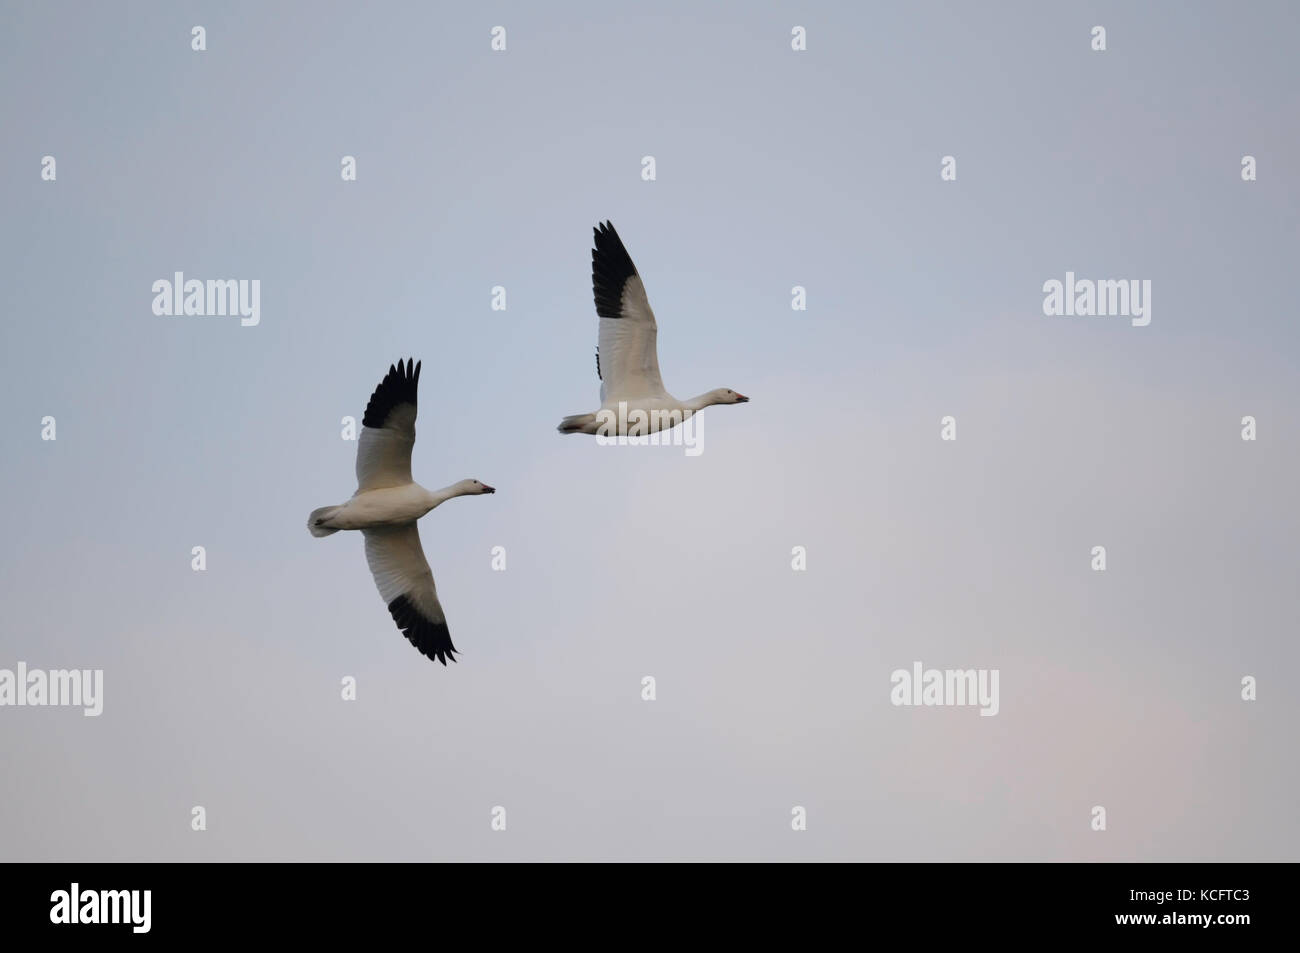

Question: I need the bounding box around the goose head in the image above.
[707,388,750,406]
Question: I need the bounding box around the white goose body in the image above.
[307,359,495,665]
[557,221,748,436]
[325,483,441,531]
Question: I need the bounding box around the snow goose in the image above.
[308,359,494,665]
[557,221,748,435]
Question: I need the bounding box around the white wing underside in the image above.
[599,275,668,404]
[355,405,416,491]
[362,523,445,623]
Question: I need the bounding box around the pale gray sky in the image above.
[0,1,1296,860]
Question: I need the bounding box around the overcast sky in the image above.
[1,1,1296,860]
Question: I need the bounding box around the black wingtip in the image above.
[387,594,459,665]
[591,220,639,319]
[362,358,421,429]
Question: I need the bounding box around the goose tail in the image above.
[557,413,598,435]
[308,505,343,537]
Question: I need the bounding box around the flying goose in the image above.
[557,221,749,435]
[308,359,494,665]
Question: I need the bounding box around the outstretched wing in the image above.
[362,523,458,665]
[355,358,420,492]
[592,221,667,404]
